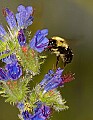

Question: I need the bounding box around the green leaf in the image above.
[0,77,30,104]
[7,40,15,50]
[0,51,13,60]
[0,40,6,52]
[29,85,68,111]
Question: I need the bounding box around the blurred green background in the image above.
[0,0,93,120]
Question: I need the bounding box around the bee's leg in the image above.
[56,55,60,68]
[63,56,67,67]
[63,62,66,67]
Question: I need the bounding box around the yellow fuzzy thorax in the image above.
[52,36,68,48]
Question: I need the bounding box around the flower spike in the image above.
[0,4,74,120]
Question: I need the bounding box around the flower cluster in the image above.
[40,68,64,94]
[0,4,74,120]
[20,102,51,120]
[0,60,22,81]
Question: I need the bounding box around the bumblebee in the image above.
[47,36,73,67]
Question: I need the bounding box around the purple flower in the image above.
[43,76,63,94]
[16,5,34,29]
[17,102,25,110]
[4,8,17,30]
[22,111,32,120]
[17,29,26,46]
[2,53,17,64]
[55,67,64,75]
[42,68,75,94]
[30,29,49,53]
[22,103,51,120]
[0,68,9,81]
[41,68,64,94]
[32,114,46,120]
[0,51,17,64]
[5,61,22,80]
[32,104,51,120]
[40,70,54,86]
[0,25,7,37]
[2,5,33,31]
[39,105,50,119]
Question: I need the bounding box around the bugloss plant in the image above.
[0,5,74,120]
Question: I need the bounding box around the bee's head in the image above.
[47,39,57,50]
